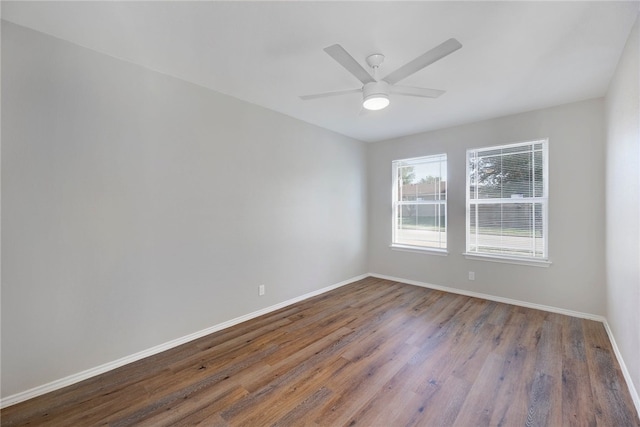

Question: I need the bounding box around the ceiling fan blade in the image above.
[383,38,462,85]
[390,85,446,98]
[299,88,361,100]
[324,44,376,85]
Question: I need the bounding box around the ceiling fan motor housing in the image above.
[363,80,389,99]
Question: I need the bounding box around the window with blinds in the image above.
[392,154,447,251]
[466,140,548,260]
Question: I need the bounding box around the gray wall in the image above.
[605,13,640,404]
[1,22,367,398]
[368,99,606,315]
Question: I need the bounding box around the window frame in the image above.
[391,153,448,254]
[464,139,550,266]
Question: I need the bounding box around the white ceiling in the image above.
[2,1,638,142]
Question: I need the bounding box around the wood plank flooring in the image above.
[2,277,639,426]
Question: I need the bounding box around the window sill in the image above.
[390,244,448,256]
[462,252,551,267]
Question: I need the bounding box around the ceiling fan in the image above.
[300,38,462,111]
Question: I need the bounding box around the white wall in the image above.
[1,22,367,398]
[605,12,640,404]
[368,99,606,315]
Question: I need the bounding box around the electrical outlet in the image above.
[468,271,475,281]
[259,285,265,296]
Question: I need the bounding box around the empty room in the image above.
[1,1,639,425]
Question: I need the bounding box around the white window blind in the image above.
[392,154,447,251]
[466,140,548,260]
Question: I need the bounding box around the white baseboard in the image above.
[0,273,369,409]
[369,273,606,321]
[602,320,640,417]
[370,272,639,420]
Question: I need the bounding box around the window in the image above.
[466,140,548,261]
[392,154,447,251]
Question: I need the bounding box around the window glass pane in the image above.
[395,202,446,249]
[534,203,544,254]
[472,149,539,199]
[534,150,543,198]
[397,165,413,201]
[469,202,544,257]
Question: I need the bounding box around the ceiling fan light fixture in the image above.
[363,94,390,111]
[362,81,390,111]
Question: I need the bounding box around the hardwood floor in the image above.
[2,277,639,426]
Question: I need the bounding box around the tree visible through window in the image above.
[466,140,548,260]
[392,154,447,250]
